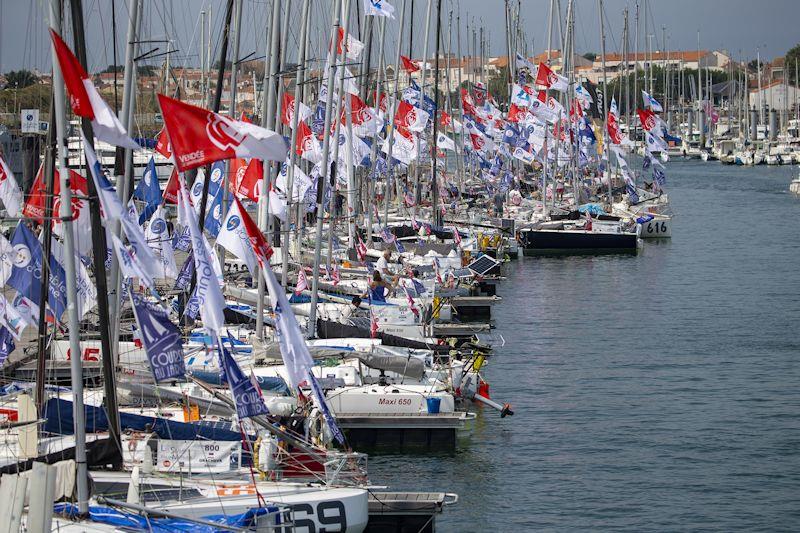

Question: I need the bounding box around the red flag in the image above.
[49,29,93,118]
[155,127,172,159]
[294,268,309,295]
[400,55,420,73]
[162,166,180,204]
[461,88,477,116]
[507,103,527,123]
[535,62,569,91]
[374,90,388,113]
[23,163,88,223]
[157,94,287,172]
[229,157,247,192]
[607,112,623,144]
[439,110,451,127]
[50,30,139,149]
[233,196,274,270]
[237,159,264,202]
[394,101,429,132]
[637,108,658,132]
[281,92,311,127]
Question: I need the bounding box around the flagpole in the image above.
[109,0,140,363]
[383,0,408,225]
[412,0,433,215]
[274,0,292,287]
[49,0,89,514]
[598,0,613,204]
[307,0,344,339]
[327,0,354,269]
[431,0,442,228]
[69,0,122,460]
[282,0,312,289]
[365,16,388,248]
[34,72,58,413]
[255,0,281,339]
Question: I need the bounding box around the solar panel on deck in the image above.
[467,255,500,276]
[452,268,474,279]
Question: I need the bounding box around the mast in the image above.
[69,0,122,459]
[308,0,344,339]
[382,0,408,224]
[283,0,312,286]
[48,0,89,513]
[108,0,140,361]
[255,0,280,339]
[413,0,433,214]
[598,0,612,202]
[365,16,388,247]
[431,0,443,227]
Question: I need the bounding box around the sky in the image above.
[1,0,798,75]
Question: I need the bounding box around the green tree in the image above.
[4,69,39,89]
[785,44,800,85]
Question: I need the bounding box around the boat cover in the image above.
[43,398,244,441]
[53,503,279,532]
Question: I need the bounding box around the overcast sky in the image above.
[2,0,798,75]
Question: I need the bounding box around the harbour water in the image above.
[370,161,800,530]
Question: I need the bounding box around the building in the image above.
[748,80,800,112]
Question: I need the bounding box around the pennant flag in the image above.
[161,167,179,204]
[535,62,568,92]
[154,126,172,159]
[178,176,227,332]
[332,263,341,285]
[133,157,161,224]
[0,326,14,367]
[145,205,178,279]
[174,253,195,291]
[276,160,313,202]
[400,55,420,74]
[6,222,67,320]
[295,121,323,163]
[0,293,27,340]
[219,343,269,419]
[261,260,345,443]
[0,233,14,286]
[394,101,429,132]
[510,83,534,108]
[49,29,139,149]
[84,134,157,267]
[281,92,313,128]
[637,108,664,134]
[436,132,456,151]
[23,163,87,224]
[157,94,288,172]
[364,0,396,18]
[335,28,364,60]
[231,196,274,271]
[217,198,259,278]
[294,268,309,295]
[111,233,156,292]
[131,292,185,382]
[203,188,227,238]
[642,90,663,112]
[0,156,22,216]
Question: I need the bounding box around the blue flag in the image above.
[219,342,269,419]
[204,189,227,238]
[131,292,185,382]
[6,223,67,320]
[208,161,225,198]
[174,253,195,291]
[0,326,14,367]
[653,166,666,187]
[134,157,162,224]
[172,226,192,252]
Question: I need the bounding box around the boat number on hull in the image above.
[275,501,347,532]
[646,221,668,234]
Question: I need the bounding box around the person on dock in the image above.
[363,271,395,303]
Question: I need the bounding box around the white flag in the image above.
[0,293,27,340]
[0,233,13,287]
[111,232,156,292]
[145,205,178,279]
[0,156,22,217]
[436,132,456,151]
[217,199,259,278]
[269,188,287,222]
[363,0,395,18]
[178,175,226,332]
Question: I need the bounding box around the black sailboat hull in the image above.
[518,229,639,255]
